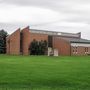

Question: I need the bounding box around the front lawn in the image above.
[0,55,90,90]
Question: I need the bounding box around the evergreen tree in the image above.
[30,39,48,55]
[0,30,8,54]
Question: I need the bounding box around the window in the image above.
[48,36,53,47]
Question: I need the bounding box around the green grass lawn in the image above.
[0,55,90,90]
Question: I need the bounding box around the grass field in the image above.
[0,55,90,90]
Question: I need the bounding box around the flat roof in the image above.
[62,37,90,44]
[30,29,80,38]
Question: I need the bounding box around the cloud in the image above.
[0,0,90,39]
[0,4,62,24]
[2,0,90,23]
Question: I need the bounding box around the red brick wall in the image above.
[7,27,48,55]
[21,26,31,55]
[6,27,90,56]
[30,33,48,43]
[6,29,20,55]
[53,37,71,56]
[29,32,48,55]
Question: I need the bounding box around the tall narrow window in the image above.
[48,36,53,48]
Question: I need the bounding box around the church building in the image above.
[6,26,90,56]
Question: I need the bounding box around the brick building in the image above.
[6,26,90,56]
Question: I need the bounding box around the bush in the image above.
[0,30,8,54]
[30,39,47,55]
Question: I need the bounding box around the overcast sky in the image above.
[0,0,90,39]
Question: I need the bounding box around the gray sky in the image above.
[0,0,90,39]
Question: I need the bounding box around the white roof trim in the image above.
[71,43,90,47]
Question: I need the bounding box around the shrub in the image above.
[30,39,47,55]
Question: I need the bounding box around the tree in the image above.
[30,39,48,55]
[0,30,8,54]
[42,40,48,54]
